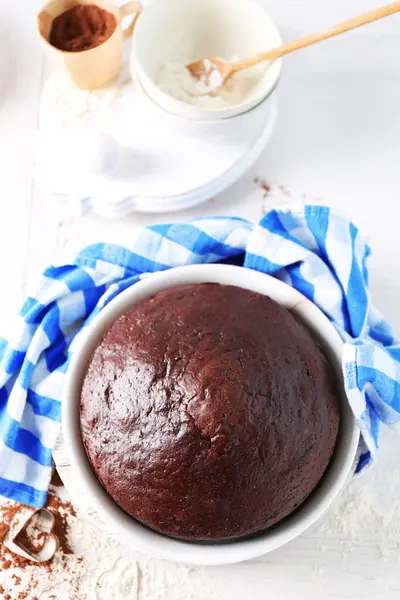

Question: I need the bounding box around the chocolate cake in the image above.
[80,283,340,540]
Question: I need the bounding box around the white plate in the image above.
[35,72,277,217]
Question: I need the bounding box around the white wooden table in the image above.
[1,1,400,598]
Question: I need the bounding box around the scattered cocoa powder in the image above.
[254,177,272,198]
[46,493,75,556]
[14,526,46,557]
[281,185,292,197]
[50,468,63,488]
[0,485,79,598]
[49,4,117,52]
[0,490,75,572]
[0,503,28,570]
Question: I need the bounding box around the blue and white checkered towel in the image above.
[0,205,399,508]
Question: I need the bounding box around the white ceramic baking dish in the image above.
[62,264,359,566]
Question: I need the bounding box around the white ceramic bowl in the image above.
[62,265,359,566]
[131,0,283,121]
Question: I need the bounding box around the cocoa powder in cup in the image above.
[49,4,117,52]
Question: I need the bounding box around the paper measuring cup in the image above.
[37,0,142,89]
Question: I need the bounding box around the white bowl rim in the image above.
[62,264,360,566]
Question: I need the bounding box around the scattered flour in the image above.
[0,519,140,599]
[314,478,400,560]
[0,495,191,600]
[156,60,260,108]
[39,69,130,125]
[2,475,400,597]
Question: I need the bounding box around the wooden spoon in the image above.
[187,1,400,90]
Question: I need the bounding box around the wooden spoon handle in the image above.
[231,1,400,73]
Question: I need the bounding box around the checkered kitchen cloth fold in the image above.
[0,205,399,507]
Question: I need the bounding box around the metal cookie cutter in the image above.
[3,508,59,562]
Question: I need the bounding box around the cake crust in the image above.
[80,283,340,540]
